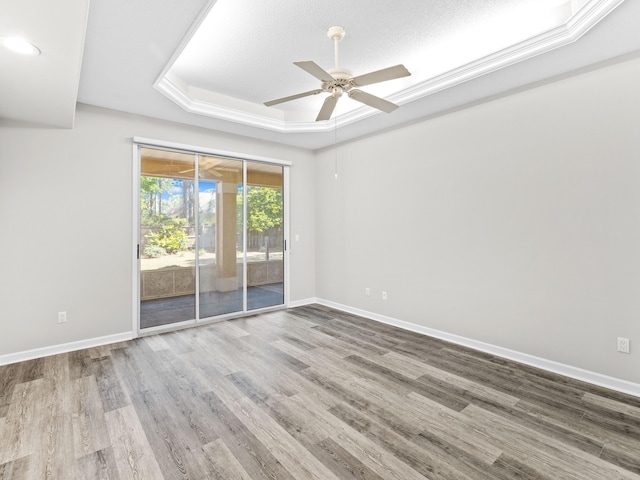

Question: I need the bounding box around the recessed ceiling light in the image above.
[2,36,40,56]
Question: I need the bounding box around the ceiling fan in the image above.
[178,157,225,178]
[264,26,411,121]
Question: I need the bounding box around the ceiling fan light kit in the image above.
[265,26,410,122]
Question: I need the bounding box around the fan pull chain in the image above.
[334,110,339,179]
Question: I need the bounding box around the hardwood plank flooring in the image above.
[2,304,640,479]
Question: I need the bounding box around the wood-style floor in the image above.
[1,305,639,479]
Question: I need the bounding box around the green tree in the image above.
[140,176,173,225]
[241,187,283,234]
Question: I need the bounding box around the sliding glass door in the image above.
[246,162,284,310]
[139,149,197,328]
[197,156,244,318]
[138,146,286,331]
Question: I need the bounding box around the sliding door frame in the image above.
[132,137,291,337]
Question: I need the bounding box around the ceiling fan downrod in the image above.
[326,26,351,85]
[327,25,345,70]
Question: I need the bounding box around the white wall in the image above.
[2,56,639,389]
[315,55,640,384]
[0,104,315,356]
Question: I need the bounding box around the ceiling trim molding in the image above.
[157,76,320,133]
[155,74,383,133]
[154,0,623,134]
[396,0,624,105]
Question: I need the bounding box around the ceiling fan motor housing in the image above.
[327,26,345,41]
[324,67,352,96]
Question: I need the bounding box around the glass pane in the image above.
[139,148,196,328]
[246,162,284,310]
[198,156,244,318]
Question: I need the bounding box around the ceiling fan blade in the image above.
[348,89,398,113]
[264,89,323,107]
[316,94,340,121]
[178,166,224,179]
[294,61,335,82]
[351,64,411,87]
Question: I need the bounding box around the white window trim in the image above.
[133,137,292,166]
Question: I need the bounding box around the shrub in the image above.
[143,244,167,258]
[145,225,188,254]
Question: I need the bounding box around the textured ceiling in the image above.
[150,0,639,146]
[170,0,571,108]
[150,0,637,143]
[172,0,544,108]
[3,0,640,150]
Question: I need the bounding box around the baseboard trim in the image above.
[0,332,135,366]
[289,297,319,308]
[315,298,640,399]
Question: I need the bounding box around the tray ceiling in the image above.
[157,0,601,131]
[3,0,640,150]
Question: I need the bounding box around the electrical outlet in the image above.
[382,291,387,301]
[365,288,370,297]
[57,311,67,324]
[617,337,630,354]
